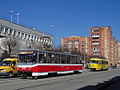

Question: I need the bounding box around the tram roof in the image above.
[19,49,80,57]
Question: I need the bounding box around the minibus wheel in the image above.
[8,72,14,78]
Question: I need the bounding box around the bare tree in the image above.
[53,44,62,52]
[30,40,52,51]
[43,43,53,51]
[1,36,20,58]
[30,40,43,49]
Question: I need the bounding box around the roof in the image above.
[0,18,53,39]
[3,58,18,61]
[19,49,80,57]
[90,58,108,61]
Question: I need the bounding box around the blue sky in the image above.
[0,0,120,46]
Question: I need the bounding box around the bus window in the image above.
[99,61,102,64]
[91,60,98,64]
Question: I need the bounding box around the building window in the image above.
[28,35,30,40]
[81,41,84,43]
[25,34,27,39]
[9,29,13,35]
[34,37,36,41]
[64,45,67,48]
[5,28,8,34]
[0,26,4,33]
[92,33,99,36]
[75,45,78,48]
[75,41,78,44]
[93,45,99,47]
[31,36,34,40]
[75,41,78,48]
[68,44,72,48]
[13,30,17,36]
[82,48,84,51]
[92,29,100,32]
[68,41,72,44]
[18,32,20,37]
[81,45,84,47]
[92,41,99,43]
[64,42,67,44]
[21,33,24,39]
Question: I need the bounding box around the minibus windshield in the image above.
[91,60,98,64]
[0,61,11,66]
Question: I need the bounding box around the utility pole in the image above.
[16,13,19,24]
[9,11,14,22]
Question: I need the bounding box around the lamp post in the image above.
[84,49,86,68]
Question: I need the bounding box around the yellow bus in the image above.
[90,58,108,71]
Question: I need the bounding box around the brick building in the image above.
[62,26,119,67]
[90,26,118,66]
[62,36,90,64]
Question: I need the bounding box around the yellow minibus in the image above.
[90,58,108,71]
[0,58,18,77]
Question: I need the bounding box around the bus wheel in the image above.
[21,74,27,79]
[8,72,14,78]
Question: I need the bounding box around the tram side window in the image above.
[66,56,70,64]
[19,55,25,62]
[32,54,37,63]
[77,57,81,64]
[72,57,76,64]
[61,58,65,64]
[70,56,72,64]
[39,54,44,63]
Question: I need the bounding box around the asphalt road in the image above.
[0,68,120,90]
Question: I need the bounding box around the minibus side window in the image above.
[99,61,102,64]
[12,61,16,66]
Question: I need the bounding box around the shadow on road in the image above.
[18,72,82,80]
[77,76,120,90]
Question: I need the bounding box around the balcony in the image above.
[92,33,100,38]
[92,43,99,45]
[92,35,100,38]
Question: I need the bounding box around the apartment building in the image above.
[62,36,90,56]
[90,26,118,66]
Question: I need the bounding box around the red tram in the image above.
[17,49,83,78]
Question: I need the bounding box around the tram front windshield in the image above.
[19,54,37,63]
